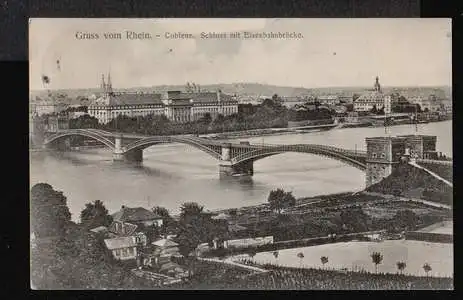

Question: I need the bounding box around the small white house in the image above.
[104,232,147,261]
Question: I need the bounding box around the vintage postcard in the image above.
[29,18,452,290]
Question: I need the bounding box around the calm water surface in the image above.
[238,240,453,277]
[30,121,452,221]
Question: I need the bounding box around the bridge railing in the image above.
[242,143,366,156]
[122,135,223,159]
[44,129,117,149]
[415,158,453,166]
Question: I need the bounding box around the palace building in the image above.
[353,76,388,112]
[88,73,239,124]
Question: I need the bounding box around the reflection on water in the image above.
[30,121,452,221]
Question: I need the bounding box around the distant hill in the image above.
[30,83,452,102]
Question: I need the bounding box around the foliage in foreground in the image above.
[168,261,453,290]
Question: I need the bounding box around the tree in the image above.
[273,251,279,266]
[423,263,432,277]
[228,208,238,217]
[396,261,406,275]
[247,248,257,259]
[180,202,204,222]
[345,103,354,112]
[199,113,212,125]
[371,252,383,273]
[370,105,378,114]
[175,202,223,266]
[69,114,99,129]
[321,256,329,269]
[80,200,113,228]
[267,188,296,214]
[152,206,170,219]
[261,98,276,108]
[30,183,72,238]
[393,209,418,231]
[297,252,305,268]
[272,94,283,106]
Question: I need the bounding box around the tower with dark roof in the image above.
[100,74,106,90]
[100,72,114,97]
[374,76,381,93]
[107,72,113,95]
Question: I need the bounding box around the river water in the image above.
[29,121,452,222]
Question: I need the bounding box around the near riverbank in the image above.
[201,191,451,248]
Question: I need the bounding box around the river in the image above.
[29,121,452,222]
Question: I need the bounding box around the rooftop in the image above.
[107,220,138,236]
[89,226,108,233]
[93,93,163,106]
[104,236,137,250]
[112,206,163,223]
[152,238,179,248]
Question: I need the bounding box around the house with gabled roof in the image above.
[107,220,138,237]
[112,205,164,227]
[104,232,147,261]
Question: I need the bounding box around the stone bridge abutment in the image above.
[219,143,254,178]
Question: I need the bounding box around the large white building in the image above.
[88,74,239,124]
[353,76,388,112]
[407,95,442,113]
[318,95,340,106]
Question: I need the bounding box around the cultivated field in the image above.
[231,240,453,277]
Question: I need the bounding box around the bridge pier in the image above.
[45,137,71,151]
[219,160,254,178]
[113,149,143,163]
[219,142,254,178]
[113,135,143,162]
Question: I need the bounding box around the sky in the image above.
[29,18,452,90]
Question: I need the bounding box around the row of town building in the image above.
[87,74,238,124]
[30,75,451,124]
[280,76,451,115]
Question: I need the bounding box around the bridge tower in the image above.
[365,136,406,187]
[218,142,253,178]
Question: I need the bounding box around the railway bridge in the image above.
[43,129,452,187]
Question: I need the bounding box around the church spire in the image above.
[100,74,106,90]
[106,71,113,95]
[374,76,381,92]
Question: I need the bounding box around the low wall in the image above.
[405,231,453,244]
[224,236,274,249]
[287,119,333,128]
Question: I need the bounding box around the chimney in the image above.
[217,90,221,103]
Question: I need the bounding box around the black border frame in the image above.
[1,0,460,298]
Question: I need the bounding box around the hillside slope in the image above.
[30,84,451,100]
[365,164,453,206]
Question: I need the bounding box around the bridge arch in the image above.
[123,136,223,160]
[231,145,367,171]
[43,129,116,150]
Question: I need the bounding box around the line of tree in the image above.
[65,96,337,136]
